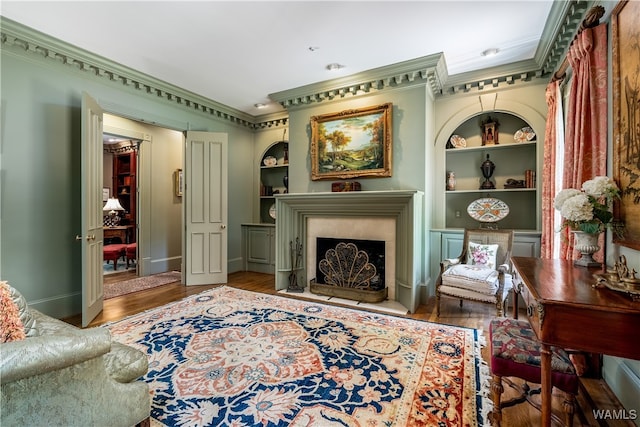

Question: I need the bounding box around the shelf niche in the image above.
[444,111,539,231]
[259,140,289,224]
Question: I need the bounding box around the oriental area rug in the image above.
[104,271,182,300]
[106,286,491,426]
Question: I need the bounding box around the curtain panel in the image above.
[560,23,608,262]
[541,81,560,259]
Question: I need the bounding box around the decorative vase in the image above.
[283,172,289,193]
[446,171,456,191]
[572,230,601,268]
[480,154,496,189]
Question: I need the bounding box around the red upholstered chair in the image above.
[104,244,126,270]
[125,243,137,269]
[489,317,579,427]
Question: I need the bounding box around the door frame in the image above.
[103,123,147,275]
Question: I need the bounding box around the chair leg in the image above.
[490,374,504,427]
[436,292,441,317]
[562,391,576,427]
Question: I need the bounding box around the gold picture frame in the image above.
[174,169,183,197]
[612,0,640,249]
[310,103,392,180]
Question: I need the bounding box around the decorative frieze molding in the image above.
[270,0,592,109]
[270,54,447,109]
[103,140,140,155]
[2,0,591,117]
[0,17,259,130]
[252,116,289,130]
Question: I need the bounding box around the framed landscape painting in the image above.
[310,103,392,180]
[612,0,640,249]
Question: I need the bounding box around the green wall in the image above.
[1,47,254,318]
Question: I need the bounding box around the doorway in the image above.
[103,135,140,276]
[101,114,184,289]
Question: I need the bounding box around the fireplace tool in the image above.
[287,237,305,293]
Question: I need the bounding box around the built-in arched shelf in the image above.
[433,96,545,232]
[443,111,539,230]
[258,140,289,224]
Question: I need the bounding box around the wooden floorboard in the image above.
[63,271,633,427]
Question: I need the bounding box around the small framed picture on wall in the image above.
[174,169,183,197]
[173,169,184,197]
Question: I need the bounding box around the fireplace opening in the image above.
[310,237,387,302]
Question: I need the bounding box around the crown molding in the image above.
[537,0,591,76]
[0,17,258,130]
[269,53,446,109]
[2,1,593,120]
[252,112,289,131]
[270,0,593,108]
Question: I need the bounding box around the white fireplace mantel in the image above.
[274,190,423,313]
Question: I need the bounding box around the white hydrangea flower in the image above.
[553,188,582,210]
[560,193,593,222]
[582,176,618,197]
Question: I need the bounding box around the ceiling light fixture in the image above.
[326,63,346,71]
[481,48,500,57]
[254,103,267,109]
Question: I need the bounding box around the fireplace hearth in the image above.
[310,237,387,303]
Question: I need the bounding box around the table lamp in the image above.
[103,197,125,226]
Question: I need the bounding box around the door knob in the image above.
[75,235,96,241]
[221,224,227,229]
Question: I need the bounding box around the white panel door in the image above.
[184,131,228,285]
[81,92,104,326]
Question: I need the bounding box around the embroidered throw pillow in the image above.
[0,281,26,343]
[467,242,499,269]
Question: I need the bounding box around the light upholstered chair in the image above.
[436,228,514,317]
[1,282,150,427]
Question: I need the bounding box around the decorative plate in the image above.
[467,198,510,222]
[269,204,276,219]
[449,134,467,148]
[514,127,535,143]
[263,156,277,167]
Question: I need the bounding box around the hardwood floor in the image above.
[65,271,633,427]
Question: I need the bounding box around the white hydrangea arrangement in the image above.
[554,176,623,235]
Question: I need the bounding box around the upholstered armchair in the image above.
[1,282,150,427]
[436,228,514,317]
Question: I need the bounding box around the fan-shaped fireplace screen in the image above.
[310,237,387,303]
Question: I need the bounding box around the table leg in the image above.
[540,343,552,427]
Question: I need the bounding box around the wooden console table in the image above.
[511,257,640,426]
[103,225,133,244]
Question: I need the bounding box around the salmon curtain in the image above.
[540,81,560,259]
[559,23,608,262]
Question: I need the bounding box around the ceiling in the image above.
[1,1,559,116]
